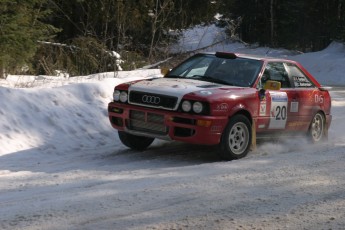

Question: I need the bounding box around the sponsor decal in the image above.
[293,76,312,87]
[290,101,299,112]
[215,103,229,111]
[269,92,288,129]
[258,124,266,129]
[315,94,324,104]
[288,121,309,128]
[211,125,222,132]
[259,101,267,116]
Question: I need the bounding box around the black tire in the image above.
[219,114,252,160]
[118,131,155,151]
[308,112,325,143]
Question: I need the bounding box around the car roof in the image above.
[200,51,295,63]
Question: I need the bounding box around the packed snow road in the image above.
[1,83,345,229]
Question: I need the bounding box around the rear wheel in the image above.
[219,115,252,160]
[118,131,155,151]
[308,112,325,143]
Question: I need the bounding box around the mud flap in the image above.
[250,119,257,151]
[324,120,329,141]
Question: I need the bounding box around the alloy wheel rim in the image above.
[311,114,324,142]
[229,122,249,155]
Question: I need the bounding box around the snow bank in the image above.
[0,81,115,155]
[291,42,345,86]
[1,69,162,88]
[0,69,162,156]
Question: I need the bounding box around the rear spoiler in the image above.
[319,86,332,91]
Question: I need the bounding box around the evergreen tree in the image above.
[218,0,345,51]
[3,0,345,77]
[338,0,345,40]
[0,0,58,78]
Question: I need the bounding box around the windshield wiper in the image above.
[165,75,185,79]
[191,75,233,85]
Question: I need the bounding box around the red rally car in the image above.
[108,52,332,160]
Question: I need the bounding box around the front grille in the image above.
[128,110,167,135]
[129,91,178,110]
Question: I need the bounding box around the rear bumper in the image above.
[108,102,229,145]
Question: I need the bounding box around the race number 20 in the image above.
[275,105,287,120]
[269,92,288,129]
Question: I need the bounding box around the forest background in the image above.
[1,0,345,78]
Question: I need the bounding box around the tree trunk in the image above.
[270,0,275,46]
[0,63,4,79]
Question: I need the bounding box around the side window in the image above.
[285,63,315,88]
[261,62,291,88]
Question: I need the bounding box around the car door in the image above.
[284,62,322,131]
[257,62,297,131]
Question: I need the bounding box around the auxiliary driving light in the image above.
[119,91,128,103]
[182,100,192,112]
[113,90,121,101]
[193,102,203,113]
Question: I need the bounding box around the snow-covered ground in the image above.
[1,27,345,229]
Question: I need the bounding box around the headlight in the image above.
[181,100,192,112]
[119,91,128,103]
[193,102,203,113]
[113,90,121,101]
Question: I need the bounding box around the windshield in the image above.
[166,54,263,87]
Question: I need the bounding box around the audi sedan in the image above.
[108,52,332,160]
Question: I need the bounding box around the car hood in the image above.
[128,77,235,98]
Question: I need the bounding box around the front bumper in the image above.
[108,102,229,145]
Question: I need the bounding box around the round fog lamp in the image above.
[193,102,203,113]
[119,91,128,103]
[182,100,192,112]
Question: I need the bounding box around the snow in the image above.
[291,42,345,86]
[170,24,228,53]
[1,27,345,229]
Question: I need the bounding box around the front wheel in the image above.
[118,131,155,151]
[219,115,252,160]
[308,112,326,143]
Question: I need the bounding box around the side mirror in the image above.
[160,67,170,76]
[264,80,281,90]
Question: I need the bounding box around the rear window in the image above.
[285,63,315,88]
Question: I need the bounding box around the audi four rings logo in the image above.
[142,95,161,104]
